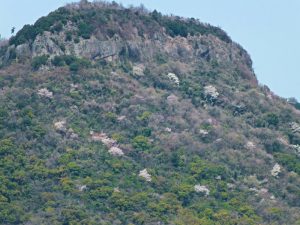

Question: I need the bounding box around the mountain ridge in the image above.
[0,1,299,224]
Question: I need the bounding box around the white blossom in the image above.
[246,141,256,150]
[199,129,209,135]
[215,175,221,180]
[133,65,144,76]
[271,163,281,177]
[194,185,210,196]
[204,85,219,98]
[54,120,66,131]
[167,73,180,85]
[290,144,300,153]
[90,132,116,147]
[165,127,172,132]
[78,185,87,192]
[139,169,152,182]
[114,187,120,193]
[227,183,235,189]
[108,146,124,156]
[68,128,79,139]
[167,94,178,104]
[38,88,53,99]
[117,115,126,121]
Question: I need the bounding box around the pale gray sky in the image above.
[0,0,299,100]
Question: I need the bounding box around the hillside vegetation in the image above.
[0,1,299,224]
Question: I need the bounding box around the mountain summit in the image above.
[0,1,299,224]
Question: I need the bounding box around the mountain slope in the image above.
[0,1,299,224]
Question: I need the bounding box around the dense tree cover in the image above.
[0,53,298,223]
[8,1,231,47]
[151,10,231,43]
[0,1,299,224]
[9,7,71,46]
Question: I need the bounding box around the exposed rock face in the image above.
[1,3,298,224]
[32,32,64,57]
[16,43,31,60]
[139,169,152,182]
[3,16,256,86]
[70,36,122,59]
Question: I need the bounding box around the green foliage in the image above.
[69,57,91,72]
[89,186,114,199]
[51,55,91,71]
[151,11,231,42]
[52,55,65,66]
[171,150,186,168]
[275,153,300,174]
[264,113,279,127]
[0,203,26,224]
[0,2,298,224]
[132,135,150,151]
[105,112,117,123]
[10,7,70,45]
[189,156,228,180]
[264,140,282,154]
[31,55,49,70]
[78,22,93,39]
[0,138,14,155]
[164,19,189,37]
[65,31,73,41]
[155,54,167,64]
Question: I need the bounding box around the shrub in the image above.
[9,7,70,45]
[0,138,14,156]
[78,22,93,39]
[275,153,300,174]
[52,56,65,66]
[51,55,91,71]
[66,58,91,72]
[65,31,73,41]
[51,22,63,33]
[263,140,282,154]
[89,187,114,199]
[164,20,189,37]
[132,135,150,151]
[264,113,279,127]
[105,112,117,123]
[31,55,49,70]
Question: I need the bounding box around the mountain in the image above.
[0,1,299,224]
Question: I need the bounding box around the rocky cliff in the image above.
[0,1,299,224]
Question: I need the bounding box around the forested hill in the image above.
[0,1,299,224]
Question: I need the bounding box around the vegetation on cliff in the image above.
[0,1,299,224]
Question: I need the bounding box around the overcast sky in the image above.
[0,0,299,100]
